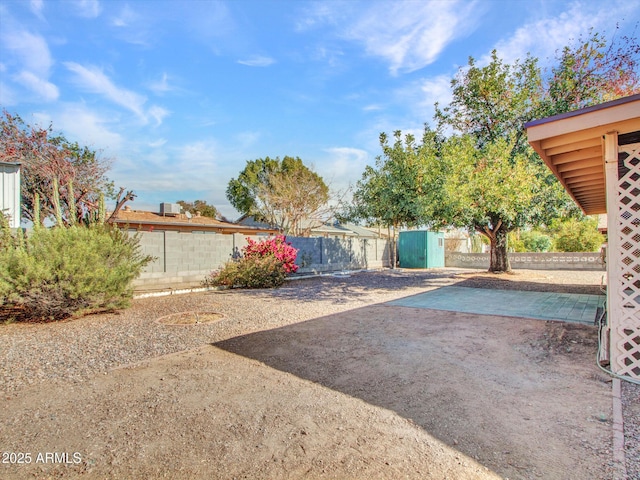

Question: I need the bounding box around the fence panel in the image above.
[133,232,391,289]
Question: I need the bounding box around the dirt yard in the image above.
[0,269,616,479]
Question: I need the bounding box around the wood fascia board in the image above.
[527,100,640,143]
[538,118,640,151]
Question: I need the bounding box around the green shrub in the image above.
[0,224,152,322]
[552,217,605,252]
[525,232,552,252]
[204,255,286,289]
[510,230,552,252]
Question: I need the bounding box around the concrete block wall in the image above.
[445,252,606,271]
[289,237,390,274]
[132,231,391,289]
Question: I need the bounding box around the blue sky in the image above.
[1,0,639,220]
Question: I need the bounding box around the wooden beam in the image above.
[568,179,605,189]
[556,157,602,173]
[560,165,604,180]
[544,137,601,156]
[551,146,602,165]
[565,172,605,184]
[573,187,606,198]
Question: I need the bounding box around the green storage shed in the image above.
[398,231,445,269]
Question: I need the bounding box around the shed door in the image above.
[399,232,427,268]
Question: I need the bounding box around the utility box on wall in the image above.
[398,230,445,269]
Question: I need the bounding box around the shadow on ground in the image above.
[208,270,462,305]
[454,276,603,295]
[213,301,612,480]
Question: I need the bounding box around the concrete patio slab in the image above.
[388,286,604,324]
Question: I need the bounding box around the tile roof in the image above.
[111,209,278,234]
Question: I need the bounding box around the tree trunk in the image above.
[488,227,510,273]
[387,224,399,269]
[478,223,511,273]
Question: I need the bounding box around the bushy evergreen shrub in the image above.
[0,224,152,321]
[552,217,605,252]
[203,235,298,289]
[509,230,552,252]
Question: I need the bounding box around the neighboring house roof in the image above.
[112,208,278,235]
[236,215,273,229]
[236,215,383,238]
[310,222,357,237]
[340,223,381,238]
[525,94,640,215]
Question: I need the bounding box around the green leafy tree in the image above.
[177,200,218,219]
[439,134,543,271]
[432,31,639,272]
[435,52,550,272]
[346,129,445,268]
[542,29,640,116]
[226,156,330,235]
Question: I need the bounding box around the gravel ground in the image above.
[1,267,638,478]
[1,269,464,394]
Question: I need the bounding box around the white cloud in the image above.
[234,131,261,148]
[1,27,58,101]
[320,147,370,191]
[64,62,168,125]
[485,2,640,67]
[148,138,167,148]
[341,0,481,75]
[29,0,44,19]
[32,105,123,152]
[117,140,220,192]
[65,62,146,118]
[15,70,59,101]
[391,74,452,127]
[149,72,173,94]
[109,4,153,46]
[111,4,136,27]
[0,81,17,105]
[73,0,101,19]
[237,55,276,67]
[417,74,453,115]
[2,29,53,75]
[148,105,169,126]
[294,3,342,32]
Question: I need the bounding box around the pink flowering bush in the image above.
[244,236,299,274]
[203,235,298,289]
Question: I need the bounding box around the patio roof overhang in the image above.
[525,94,640,215]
